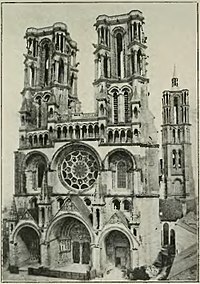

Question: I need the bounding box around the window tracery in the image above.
[60,149,99,191]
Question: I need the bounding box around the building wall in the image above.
[9,11,163,276]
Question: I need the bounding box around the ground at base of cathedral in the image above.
[2,266,129,282]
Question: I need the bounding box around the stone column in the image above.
[131,24,134,40]
[97,59,101,79]
[100,56,104,78]
[24,67,28,87]
[55,60,59,83]
[64,62,68,84]
[93,210,97,230]
[80,126,83,139]
[38,207,42,227]
[36,66,40,87]
[142,55,145,76]
[91,244,100,272]
[72,126,76,139]
[40,239,49,267]
[27,65,31,87]
[134,51,137,74]
[94,59,98,80]
[131,248,139,269]
[34,66,37,86]
[74,75,78,97]
[108,57,111,78]
[79,243,83,264]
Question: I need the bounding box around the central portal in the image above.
[105,230,130,269]
[49,216,91,268]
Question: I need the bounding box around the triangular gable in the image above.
[60,198,78,213]
[108,211,128,227]
[20,209,35,221]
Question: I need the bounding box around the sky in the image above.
[2,2,198,207]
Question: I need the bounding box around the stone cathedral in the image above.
[6,10,195,279]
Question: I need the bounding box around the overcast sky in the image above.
[2,2,198,207]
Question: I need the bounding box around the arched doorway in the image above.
[104,230,130,269]
[48,216,91,269]
[15,226,40,267]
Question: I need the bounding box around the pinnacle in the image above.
[173,64,177,78]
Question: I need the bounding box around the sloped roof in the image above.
[159,199,183,221]
[168,243,198,280]
[176,211,197,234]
[71,195,91,220]
[20,97,32,113]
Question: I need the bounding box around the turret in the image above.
[161,66,195,199]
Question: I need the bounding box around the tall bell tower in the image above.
[93,10,149,128]
[161,66,195,199]
[19,22,81,150]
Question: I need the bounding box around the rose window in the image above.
[60,150,99,190]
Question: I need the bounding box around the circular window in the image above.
[85,198,91,206]
[60,150,99,191]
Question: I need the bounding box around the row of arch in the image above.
[163,106,188,125]
[162,127,190,144]
[95,49,144,80]
[27,33,76,57]
[10,213,139,271]
[98,26,110,46]
[107,128,139,143]
[28,56,75,87]
[162,91,188,106]
[21,133,50,148]
[56,196,132,212]
[20,126,140,149]
[56,124,104,140]
[112,199,131,211]
[55,124,139,143]
[129,21,143,43]
[27,38,76,88]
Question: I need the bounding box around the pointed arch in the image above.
[58,58,64,84]
[113,199,120,210]
[114,130,120,143]
[163,222,169,245]
[88,125,93,138]
[116,32,123,78]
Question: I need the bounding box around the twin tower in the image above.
[19,10,193,201]
[8,9,195,276]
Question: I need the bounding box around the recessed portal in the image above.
[105,230,130,269]
[16,226,40,267]
[49,217,91,268]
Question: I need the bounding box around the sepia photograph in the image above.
[1,1,198,282]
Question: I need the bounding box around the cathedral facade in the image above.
[6,9,195,279]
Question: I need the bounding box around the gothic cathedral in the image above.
[6,10,195,280]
